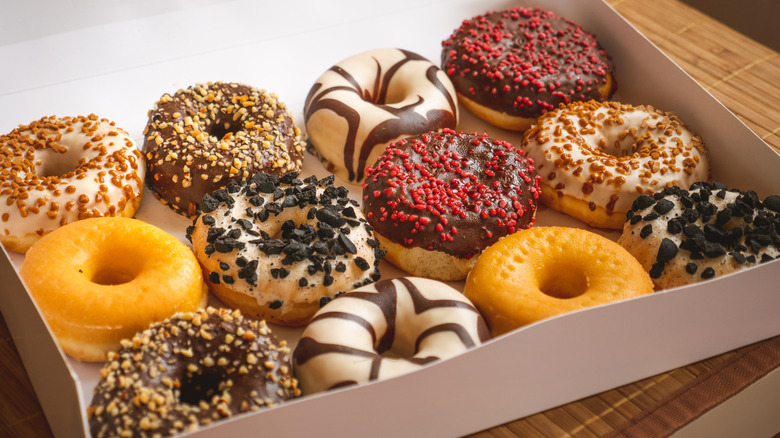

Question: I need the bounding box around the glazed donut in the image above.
[0,114,144,253]
[292,277,489,394]
[304,48,458,183]
[522,101,710,229]
[143,81,305,217]
[441,7,616,131]
[88,306,300,438]
[618,181,780,290]
[19,217,207,362]
[361,129,541,281]
[187,171,384,326]
[464,226,653,336]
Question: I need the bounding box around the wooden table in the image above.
[1,0,779,436]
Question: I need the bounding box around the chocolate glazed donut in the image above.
[292,277,490,394]
[143,81,305,217]
[304,48,458,183]
[441,7,616,130]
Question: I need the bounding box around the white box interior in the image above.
[1,0,778,437]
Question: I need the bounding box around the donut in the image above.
[0,114,144,253]
[187,171,384,326]
[87,306,300,438]
[292,277,489,394]
[441,7,616,131]
[522,101,711,229]
[304,48,458,183]
[143,81,305,217]
[618,181,780,290]
[19,216,207,362]
[464,226,653,336]
[361,129,541,281]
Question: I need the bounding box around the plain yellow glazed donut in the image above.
[464,226,653,336]
[20,217,208,362]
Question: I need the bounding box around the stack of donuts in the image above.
[2,5,778,438]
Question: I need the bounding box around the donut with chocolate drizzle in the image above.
[187,171,384,326]
[292,277,490,394]
[304,48,458,183]
[143,81,305,217]
[361,129,541,281]
[441,6,617,131]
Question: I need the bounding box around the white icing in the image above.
[190,183,379,317]
[0,116,145,242]
[522,102,710,214]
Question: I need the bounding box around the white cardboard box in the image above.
[1,0,779,437]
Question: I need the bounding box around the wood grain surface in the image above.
[1,0,779,437]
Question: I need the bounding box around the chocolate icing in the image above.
[304,49,457,182]
[361,130,541,258]
[441,7,616,118]
[143,82,305,217]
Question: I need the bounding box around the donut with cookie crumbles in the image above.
[187,172,384,326]
[87,306,300,438]
[618,181,780,290]
[522,101,710,229]
[361,129,541,281]
[0,114,145,253]
[143,81,305,217]
[441,7,616,131]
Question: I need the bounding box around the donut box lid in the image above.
[1,0,779,437]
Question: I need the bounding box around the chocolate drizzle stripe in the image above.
[328,380,358,390]
[294,337,376,366]
[398,277,480,315]
[309,311,377,346]
[414,323,477,354]
[426,64,457,116]
[368,356,383,381]
[305,97,361,181]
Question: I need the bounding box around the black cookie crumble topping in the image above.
[625,181,779,280]
[187,171,386,307]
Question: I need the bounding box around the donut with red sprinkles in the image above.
[361,129,541,280]
[441,7,617,131]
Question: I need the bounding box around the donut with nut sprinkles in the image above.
[0,114,145,253]
[88,307,300,438]
[442,7,617,131]
[143,81,305,217]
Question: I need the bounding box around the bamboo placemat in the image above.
[1,0,779,437]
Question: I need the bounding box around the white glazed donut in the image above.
[303,48,458,183]
[0,114,145,253]
[522,101,710,229]
[292,277,490,395]
[187,172,384,326]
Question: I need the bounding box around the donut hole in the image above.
[537,265,588,299]
[88,259,142,286]
[179,371,222,406]
[208,120,241,140]
[36,145,86,178]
